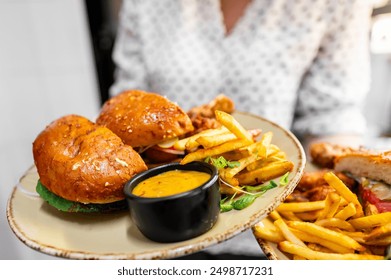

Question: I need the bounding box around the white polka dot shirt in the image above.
[111,0,371,139]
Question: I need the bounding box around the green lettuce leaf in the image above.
[36,180,127,213]
[205,156,240,169]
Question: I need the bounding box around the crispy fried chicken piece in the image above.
[297,170,356,191]
[285,170,357,202]
[187,94,235,118]
[188,115,222,136]
[286,185,336,202]
[187,94,235,135]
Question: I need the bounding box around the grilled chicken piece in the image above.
[335,151,391,185]
[309,142,391,214]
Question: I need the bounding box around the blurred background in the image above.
[1,0,390,259]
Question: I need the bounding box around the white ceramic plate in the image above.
[6,111,306,259]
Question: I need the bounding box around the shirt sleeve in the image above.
[109,0,148,96]
[292,0,372,138]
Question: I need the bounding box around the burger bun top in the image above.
[96,90,194,148]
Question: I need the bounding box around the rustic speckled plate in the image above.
[6,112,306,260]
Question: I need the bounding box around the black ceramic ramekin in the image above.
[124,161,220,243]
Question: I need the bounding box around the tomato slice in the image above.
[361,186,391,213]
[152,146,185,155]
[375,202,391,213]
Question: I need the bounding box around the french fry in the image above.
[278,241,384,260]
[197,127,263,149]
[196,132,237,148]
[246,159,269,172]
[268,150,287,160]
[349,212,391,230]
[269,210,283,221]
[224,176,240,186]
[219,149,251,161]
[334,202,357,221]
[324,172,364,218]
[258,132,273,158]
[180,139,249,164]
[256,218,278,230]
[292,255,307,260]
[220,153,259,180]
[219,181,241,195]
[266,144,280,156]
[287,220,366,251]
[279,211,302,221]
[333,229,368,243]
[236,160,294,186]
[290,228,354,254]
[307,243,335,253]
[215,110,253,142]
[241,132,273,158]
[219,176,241,195]
[244,148,283,171]
[365,235,391,246]
[277,201,326,213]
[366,223,391,241]
[316,192,341,221]
[174,127,228,151]
[295,210,321,221]
[325,193,342,218]
[315,218,356,232]
[253,225,285,243]
[246,154,286,171]
[274,219,306,247]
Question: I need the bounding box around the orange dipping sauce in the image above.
[132,169,211,198]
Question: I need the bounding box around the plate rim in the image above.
[6,111,306,259]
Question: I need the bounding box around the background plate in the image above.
[6,111,306,259]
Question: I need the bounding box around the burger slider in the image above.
[334,151,391,214]
[310,142,391,214]
[33,115,147,213]
[96,90,195,164]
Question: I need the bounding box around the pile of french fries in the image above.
[175,110,294,195]
[254,172,390,260]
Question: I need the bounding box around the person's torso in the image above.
[136,0,329,128]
